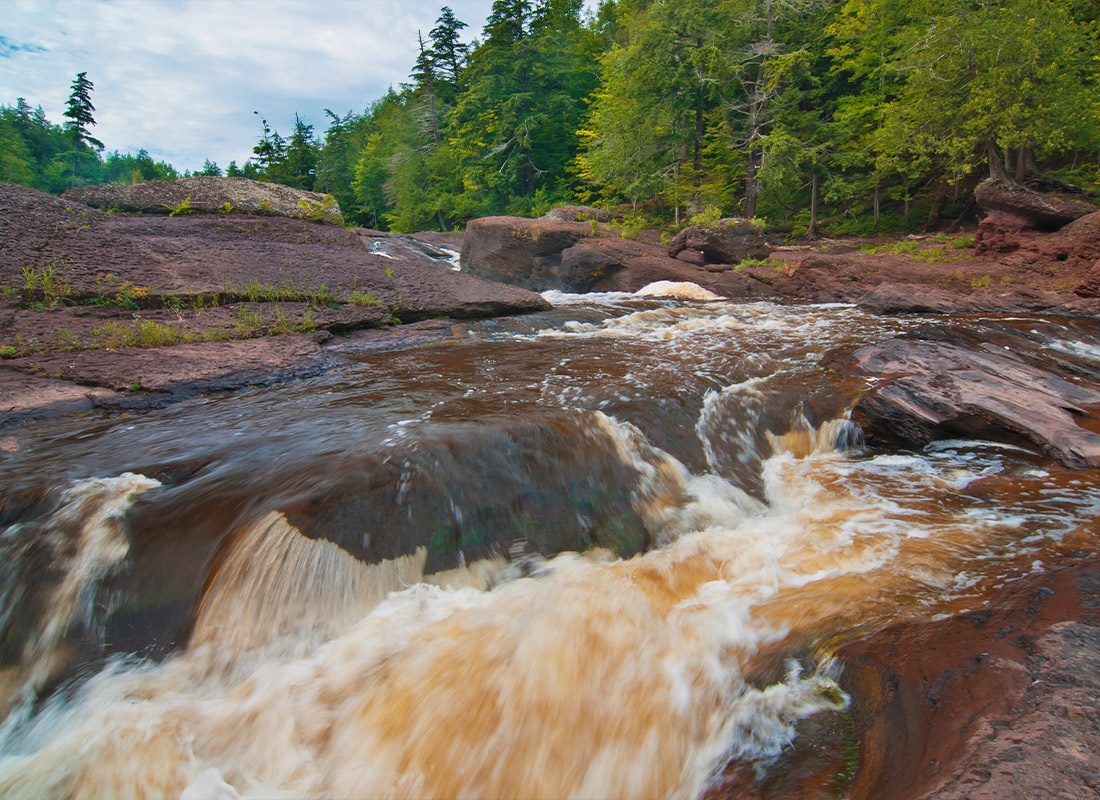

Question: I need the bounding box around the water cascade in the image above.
[2,297,1099,798]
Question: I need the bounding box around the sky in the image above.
[0,0,578,173]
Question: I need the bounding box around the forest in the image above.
[2,0,1098,237]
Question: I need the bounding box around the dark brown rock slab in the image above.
[843,338,1100,468]
[667,218,770,264]
[841,555,1100,800]
[62,176,342,223]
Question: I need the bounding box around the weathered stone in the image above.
[541,205,613,223]
[559,238,662,291]
[1074,258,1100,298]
[667,218,770,264]
[675,249,707,266]
[62,176,343,224]
[844,338,1100,468]
[460,216,592,290]
[858,283,976,314]
[974,178,1096,231]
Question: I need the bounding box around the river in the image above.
[2,291,1099,798]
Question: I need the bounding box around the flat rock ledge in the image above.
[840,337,1100,468]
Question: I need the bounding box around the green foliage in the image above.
[2,0,1096,236]
[94,319,189,349]
[21,261,74,306]
[163,196,193,216]
[296,194,340,223]
[350,289,381,306]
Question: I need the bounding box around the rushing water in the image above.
[2,290,1100,799]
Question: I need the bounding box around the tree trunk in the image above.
[807,172,818,239]
[744,150,760,219]
[986,139,1010,182]
[873,183,880,228]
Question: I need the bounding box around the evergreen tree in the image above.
[63,72,104,150]
[429,6,470,88]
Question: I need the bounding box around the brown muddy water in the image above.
[2,290,1100,798]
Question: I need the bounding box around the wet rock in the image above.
[667,219,770,265]
[843,337,1100,468]
[63,176,343,223]
[675,249,707,266]
[0,184,550,423]
[858,283,973,314]
[840,556,1100,800]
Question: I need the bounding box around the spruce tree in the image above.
[63,72,104,150]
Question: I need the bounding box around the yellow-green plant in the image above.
[163,196,193,217]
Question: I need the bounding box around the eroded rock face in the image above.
[667,219,770,265]
[460,215,742,294]
[460,216,592,290]
[974,178,1096,231]
[62,176,343,224]
[974,179,1098,256]
[842,337,1100,468]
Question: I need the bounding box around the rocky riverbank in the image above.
[4,176,1100,798]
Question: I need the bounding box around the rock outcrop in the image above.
[974,179,1098,256]
[667,218,770,265]
[460,215,765,295]
[541,205,613,223]
[460,216,593,290]
[974,178,1096,230]
[0,183,549,423]
[63,176,344,224]
[840,336,1100,468]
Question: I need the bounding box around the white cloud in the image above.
[0,0,497,171]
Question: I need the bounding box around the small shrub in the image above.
[235,306,263,336]
[618,213,648,240]
[0,345,16,359]
[350,290,381,306]
[164,196,193,217]
[296,194,340,223]
[217,202,234,214]
[735,257,771,271]
[688,206,723,227]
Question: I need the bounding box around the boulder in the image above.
[541,205,613,223]
[667,218,769,264]
[974,179,1096,232]
[842,338,1100,468]
[558,238,665,291]
[460,216,592,290]
[62,176,343,224]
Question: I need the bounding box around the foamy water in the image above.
[2,300,1100,798]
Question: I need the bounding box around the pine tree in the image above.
[63,72,104,150]
[429,7,470,87]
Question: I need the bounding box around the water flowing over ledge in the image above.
[2,297,1100,798]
